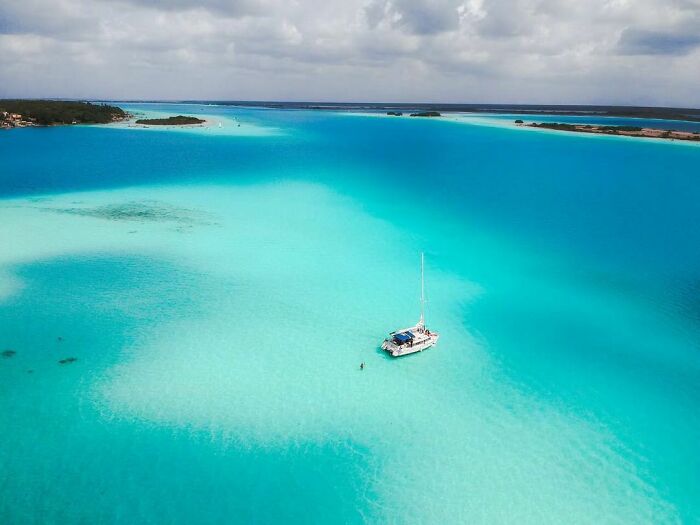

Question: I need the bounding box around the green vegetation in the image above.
[531,122,643,133]
[531,122,578,131]
[528,122,700,142]
[514,119,523,124]
[0,100,126,125]
[599,125,643,132]
[135,115,205,125]
[410,111,441,117]
[387,111,403,116]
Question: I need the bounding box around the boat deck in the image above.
[382,325,439,357]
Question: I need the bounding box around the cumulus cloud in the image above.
[0,0,699,105]
[365,0,462,35]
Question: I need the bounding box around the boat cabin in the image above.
[392,331,415,345]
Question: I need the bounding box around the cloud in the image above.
[618,27,700,55]
[365,0,462,35]
[475,0,533,38]
[111,0,267,17]
[0,0,699,105]
[0,1,96,39]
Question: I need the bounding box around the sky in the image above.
[1,0,699,106]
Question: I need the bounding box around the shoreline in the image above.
[111,106,281,136]
[128,118,209,129]
[1,114,130,130]
[522,121,700,143]
[161,101,700,122]
[342,110,700,147]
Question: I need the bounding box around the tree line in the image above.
[0,100,126,125]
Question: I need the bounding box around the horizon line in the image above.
[2,97,700,112]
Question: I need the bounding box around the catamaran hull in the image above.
[382,335,439,357]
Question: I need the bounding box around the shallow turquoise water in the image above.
[1,105,699,523]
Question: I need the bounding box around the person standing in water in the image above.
[360,362,365,370]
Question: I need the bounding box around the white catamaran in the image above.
[381,253,439,357]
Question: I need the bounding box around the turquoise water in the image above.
[1,104,699,524]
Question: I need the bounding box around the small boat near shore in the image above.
[381,253,439,357]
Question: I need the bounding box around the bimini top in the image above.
[393,332,414,344]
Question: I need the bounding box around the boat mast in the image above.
[420,252,425,326]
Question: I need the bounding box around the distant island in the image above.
[384,110,441,117]
[410,111,441,118]
[210,102,700,123]
[0,100,126,129]
[522,121,700,142]
[135,115,205,126]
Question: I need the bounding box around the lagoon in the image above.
[1,103,699,523]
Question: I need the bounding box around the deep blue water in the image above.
[5,110,700,276]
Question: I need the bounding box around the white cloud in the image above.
[0,0,699,105]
